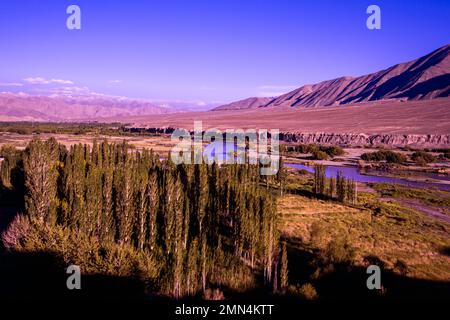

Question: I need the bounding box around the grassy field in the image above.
[371,183,450,215]
[278,169,450,282]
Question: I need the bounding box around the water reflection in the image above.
[203,141,238,163]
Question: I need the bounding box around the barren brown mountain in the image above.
[265,44,449,108]
[212,97,274,111]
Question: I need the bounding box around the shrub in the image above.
[309,222,326,247]
[288,144,344,158]
[16,128,32,135]
[362,255,386,269]
[321,238,356,265]
[437,152,450,160]
[288,283,318,300]
[298,283,318,300]
[431,148,450,153]
[393,259,409,276]
[321,146,345,157]
[209,248,256,292]
[2,218,160,282]
[411,151,435,164]
[1,214,31,250]
[361,150,407,164]
[310,238,356,281]
[203,288,225,300]
[312,150,329,160]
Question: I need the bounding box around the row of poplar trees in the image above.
[1,138,287,298]
[314,164,358,204]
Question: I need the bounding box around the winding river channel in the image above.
[286,163,450,191]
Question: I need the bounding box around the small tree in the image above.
[329,177,335,198]
[276,157,288,196]
[346,179,357,204]
[336,171,346,203]
[280,242,289,292]
[313,164,326,196]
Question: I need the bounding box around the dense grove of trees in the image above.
[0,122,130,136]
[0,122,171,137]
[361,150,407,164]
[430,148,450,160]
[411,151,436,164]
[283,144,345,160]
[1,138,287,298]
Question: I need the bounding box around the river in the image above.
[203,141,450,191]
[286,163,450,191]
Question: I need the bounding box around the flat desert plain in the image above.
[101,98,450,134]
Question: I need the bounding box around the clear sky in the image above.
[0,0,448,105]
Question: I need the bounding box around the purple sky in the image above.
[0,0,448,106]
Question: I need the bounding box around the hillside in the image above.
[212,97,274,111]
[222,45,449,109]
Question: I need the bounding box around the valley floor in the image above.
[99,98,450,135]
[279,169,450,283]
[0,132,449,301]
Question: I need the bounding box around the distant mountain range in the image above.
[213,44,450,110]
[0,94,172,122]
[0,94,219,122]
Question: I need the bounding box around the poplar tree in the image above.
[201,234,208,292]
[207,162,220,246]
[101,141,114,240]
[114,149,135,245]
[314,164,326,196]
[182,193,190,249]
[23,138,59,224]
[136,150,150,250]
[261,197,276,286]
[346,179,357,204]
[249,194,260,268]
[194,164,208,236]
[67,144,86,227]
[85,161,102,236]
[174,175,184,254]
[329,177,336,198]
[276,157,288,196]
[173,229,184,298]
[336,170,346,203]
[163,166,178,253]
[147,170,159,250]
[186,238,199,295]
[280,242,289,292]
[0,144,21,189]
